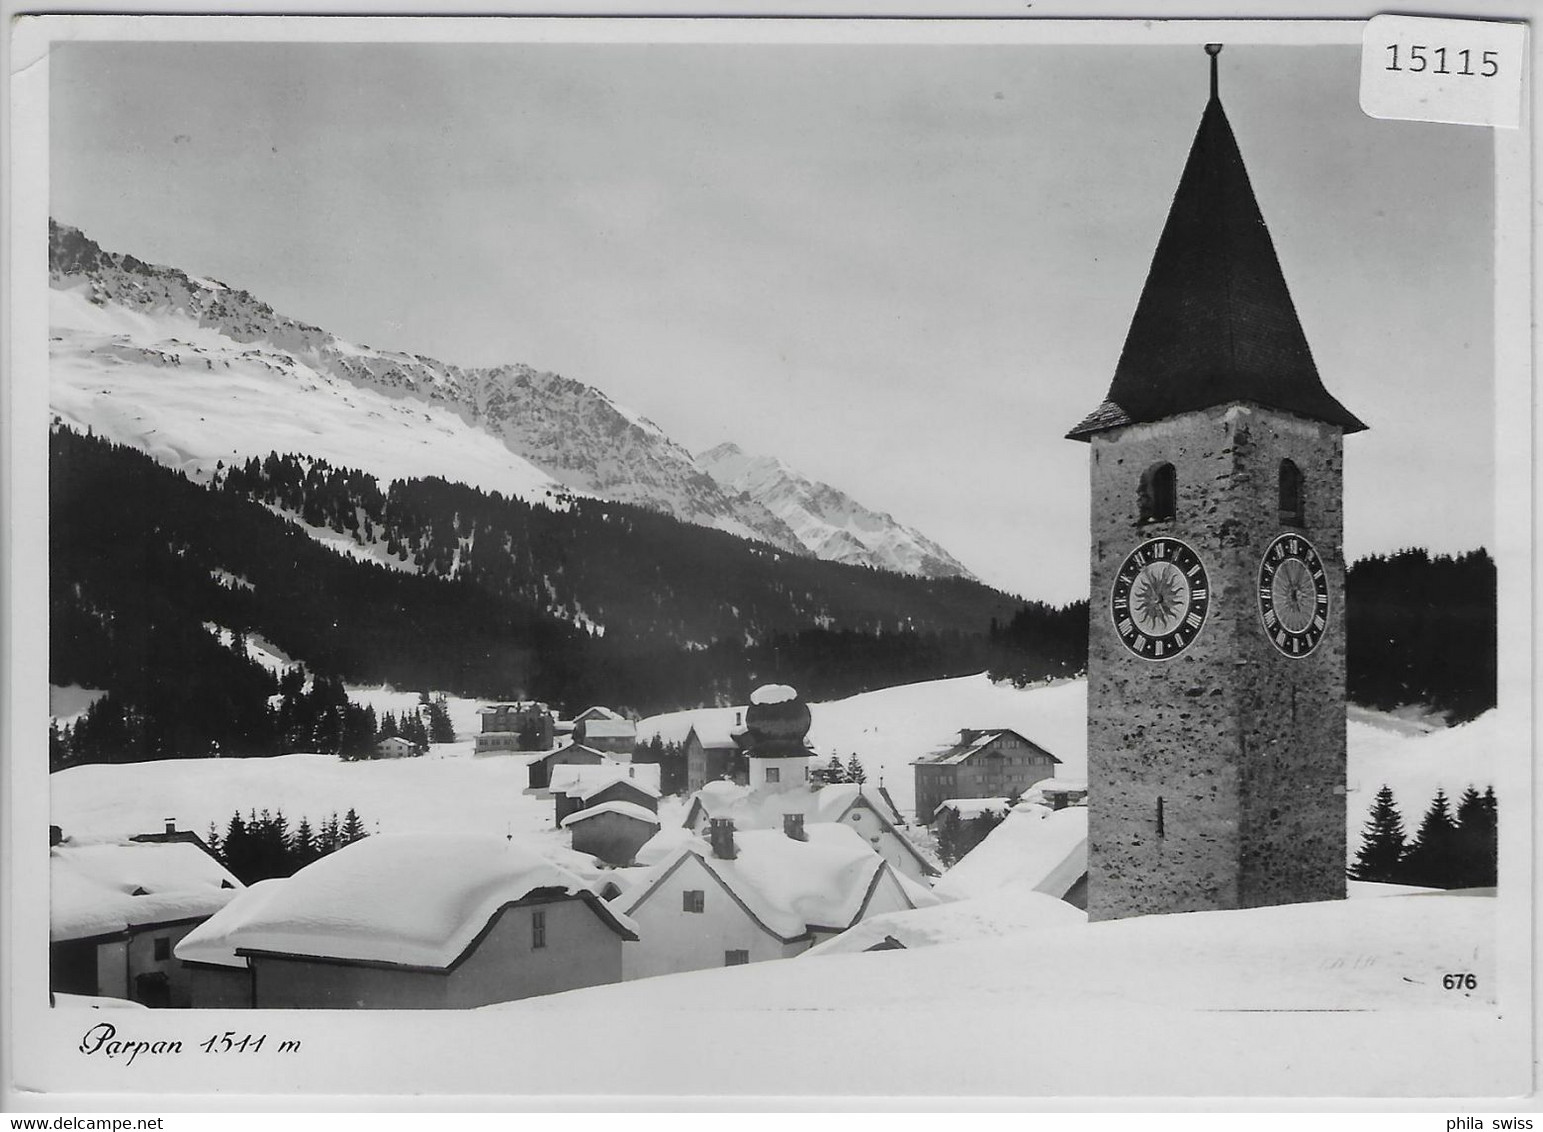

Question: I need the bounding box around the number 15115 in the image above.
[1386,45,1499,76]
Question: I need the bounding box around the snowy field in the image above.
[460,889,1509,1098]
[50,675,1505,868]
[640,674,1089,818]
[641,673,1505,837]
[507,888,1494,1013]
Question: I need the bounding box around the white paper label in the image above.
[1360,15,1526,129]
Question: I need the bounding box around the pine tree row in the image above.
[1350,784,1497,889]
[206,806,370,885]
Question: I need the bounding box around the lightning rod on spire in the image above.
[1205,43,1223,100]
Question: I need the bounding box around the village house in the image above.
[933,805,1089,910]
[684,780,938,884]
[186,833,636,1009]
[474,701,556,756]
[683,714,749,792]
[1031,779,1089,811]
[617,818,937,981]
[934,797,1012,824]
[680,684,940,883]
[549,763,662,824]
[375,735,417,759]
[525,741,622,792]
[174,878,285,1008]
[561,803,662,868]
[912,728,1063,825]
[570,707,638,756]
[50,823,244,1008]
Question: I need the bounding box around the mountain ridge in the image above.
[49,220,973,579]
[699,441,976,580]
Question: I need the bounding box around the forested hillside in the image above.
[1347,548,1496,724]
[48,427,1495,769]
[49,427,1082,766]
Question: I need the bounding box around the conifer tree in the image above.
[291,816,319,869]
[341,807,367,845]
[1403,788,1460,888]
[317,812,341,855]
[846,754,867,785]
[220,810,256,883]
[427,696,456,743]
[1452,784,1498,888]
[823,755,847,785]
[1350,785,1407,883]
[402,711,429,754]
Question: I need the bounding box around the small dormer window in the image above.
[1279,459,1305,526]
[1138,463,1176,524]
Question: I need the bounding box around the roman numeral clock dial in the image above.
[1109,536,1211,659]
[1258,533,1330,657]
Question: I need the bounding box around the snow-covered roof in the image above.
[175,878,290,968]
[686,719,748,750]
[627,823,901,940]
[934,806,1088,902]
[804,889,1087,957]
[213,833,636,967]
[550,763,661,798]
[559,800,662,828]
[479,702,549,714]
[1032,779,1088,795]
[635,705,748,749]
[913,728,1061,767]
[590,866,655,903]
[51,841,244,942]
[937,797,1012,820]
[538,742,620,765]
[751,684,799,706]
[574,706,623,723]
[684,781,938,875]
[634,826,709,867]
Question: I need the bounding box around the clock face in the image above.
[1110,536,1211,660]
[1258,533,1330,657]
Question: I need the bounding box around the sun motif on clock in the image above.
[1110,536,1210,660]
[1258,533,1329,657]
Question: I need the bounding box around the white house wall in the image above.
[842,804,929,884]
[621,855,785,981]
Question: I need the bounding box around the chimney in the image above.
[783,813,806,841]
[164,818,177,835]
[708,817,737,860]
[959,728,980,745]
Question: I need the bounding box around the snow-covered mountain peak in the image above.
[697,443,976,581]
[48,220,975,578]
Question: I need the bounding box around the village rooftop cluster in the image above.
[49,683,1085,1009]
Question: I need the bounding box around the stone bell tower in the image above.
[1066,47,1367,922]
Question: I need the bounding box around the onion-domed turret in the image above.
[743,684,813,758]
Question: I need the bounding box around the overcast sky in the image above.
[50,39,1494,603]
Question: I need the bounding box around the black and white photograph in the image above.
[2,8,1533,1108]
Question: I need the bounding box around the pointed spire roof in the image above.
[1068,60,1366,440]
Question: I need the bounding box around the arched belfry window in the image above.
[1278,459,1305,526]
[1138,462,1176,524]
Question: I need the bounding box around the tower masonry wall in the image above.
[1085,402,1347,921]
[1224,407,1347,907]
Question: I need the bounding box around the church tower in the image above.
[1067,47,1367,922]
